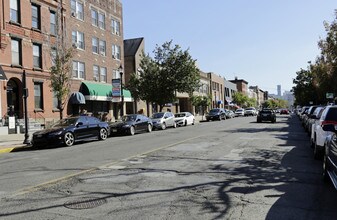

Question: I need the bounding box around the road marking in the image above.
[11,135,204,197]
[0,148,14,154]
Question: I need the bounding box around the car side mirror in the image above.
[76,122,83,127]
[322,124,335,132]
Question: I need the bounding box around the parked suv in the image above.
[206,108,226,121]
[311,105,337,159]
[257,108,276,123]
[151,112,176,130]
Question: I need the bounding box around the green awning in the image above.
[80,81,132,102]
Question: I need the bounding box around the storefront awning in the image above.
[0,66,7,80]
[69,92,86,104]
[80,81,133,102]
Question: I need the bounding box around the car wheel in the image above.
[147,124,152,133]
[64,132,75,147]
[161,123,166,130]
[192,119,195,125]
[218,116,222,121]
[129,126,135,135]
[323,151,330,182]
[99,128,108,140]
[184,120,187,126]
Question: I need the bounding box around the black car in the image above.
[31,116,109,148]
[257,108,276,123]
[206,108,226,121]
[109,114,153,136]
[323,125,337,189]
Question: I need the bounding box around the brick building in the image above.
[0,0,127,128]
[229,77,249,95]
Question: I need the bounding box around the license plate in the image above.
[262,114,268,117]
[112,129,117,132]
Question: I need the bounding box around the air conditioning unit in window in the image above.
[100,51,105,56]
[71,12,76,17]
[72,43,78,48]
[112,54,116,59]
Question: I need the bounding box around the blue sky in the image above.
[122,1,336,94]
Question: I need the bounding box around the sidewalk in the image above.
[0,133,31,154]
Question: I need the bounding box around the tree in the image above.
[128,41,200,111]
[191,95,211,119]
[49,3,75,119]
[232,92,248,107]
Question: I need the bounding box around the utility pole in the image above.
[22,70,30,144]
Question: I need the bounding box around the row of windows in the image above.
[71,0,121,36]
[72,31,121,59]
[11,38,42,69]
[72,61,121,82]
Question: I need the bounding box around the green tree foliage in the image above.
[246,98,257,107]
[191,95,211,117]
[127,41,200,111]
[232,92,248,107]
[263,99,288,109]
[293,10,337,105]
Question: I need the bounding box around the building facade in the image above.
[208,72,224,109]
[229,77,249,95]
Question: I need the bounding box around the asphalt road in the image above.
[1,114,337,220]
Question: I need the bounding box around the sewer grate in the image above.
[64,197,107,209]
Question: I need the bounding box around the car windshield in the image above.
[52,118,78,127]
[175,113,185,117]
[261,110,272,113]
[246,108,254,110]
[152,113,164,119]
[236,109,243,112]
[210,109,220,113]
[122,115,136,122]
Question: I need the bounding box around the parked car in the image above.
[234,108,245,117]
[244,107,257,116]
[225,110,235,119]
[151,112,176,130]
[174,112,195,126]
[303,106,320,130]
[31,116,109,148]
[280,109,290,115]
[311,105,337,159]
[257,108,276,123]
[323,126,337,189]
[206,108,227,121]
[305,106,324,134]
[109,114,153,136]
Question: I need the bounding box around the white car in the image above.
[311,106,337,159]
[174,112,195,126]
[235,108,245,117]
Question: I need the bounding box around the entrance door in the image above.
[6,78,22,118]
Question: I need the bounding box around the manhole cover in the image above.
[64,197,107,209]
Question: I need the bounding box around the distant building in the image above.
[229,77,249,95]
[277,85,281,96]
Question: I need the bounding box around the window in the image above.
[100,67,107,83]
[112,69,120,79]
[92,37,98,53]
[70,0,84,20]
[51,47,57,66]
[98,12,105,29]
[93,65,99,81]
[11,38,21,66]
[10,0,20,23]
[33,43,42,68]
[72,31,85,49]
[91,8,98,26]
[53,91,58,109]
[99,40,106,56]
[112,44,121,59]
[50,11,56,35]
[31,4,40,29]
[34,82,43,109]
[111,18,120,35]
[72,61,85,79]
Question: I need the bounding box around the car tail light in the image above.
[321,120,337,126]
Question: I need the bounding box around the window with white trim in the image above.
[100,67,107,83]
[91,8,98,26]
[99,40,106,56]
[112,44,121,60]
[50,11,57,35]
[111,18,120,35]
[11,38,21,66]
[34,82,43,110]
[98,12,105,29]
[33,43,42,68]
[93,65,99,81]
[70,0,84,20]
[92,37,98,53]
[72,31,85,49]
[31,4,40,29]
[72,61,85,79]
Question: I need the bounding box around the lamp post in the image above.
[118,65,124,117]
[22,70,30,144]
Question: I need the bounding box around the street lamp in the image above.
[22,70,30,144]
[118,65,124,117]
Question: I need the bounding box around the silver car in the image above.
[151,112,177,130]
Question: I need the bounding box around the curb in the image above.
[0,144,31,154]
